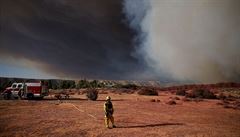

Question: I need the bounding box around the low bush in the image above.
[222,100,230,104]
[202,89,217,99]
[225,95,237,101]
[138,88,158,96]
[182,97,190,102]
[221,100,240,110]
[174,97,180,100]
[176,90,186,96]
[218,93,226,100]
[86,88,98,101]
[166,100,176,105]
[150,99,160,102]
[150,99,156,102]
[54,94,62,100]
[121,84,138,90]
[186,89,216,99]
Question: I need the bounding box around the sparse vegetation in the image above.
[121,84,138,89]
[182,97,190,102]
[54,94,62,100]
[1,84,240,137]
[58,80,76,89]
[166,100,176,105]
[113,83,138,90]
[0,78,15,92]
[217,93,226,100]
[138,88,158,96]
[150,99,156,102]
[77,80,90,88]
[186,89,216,99]
[77,80,105,89]
[202,89,216,99]
[150,99,161,102]
[86,88,98,101]
[176,90,186,96]
[174,97,180,100]
[215,99,240,110]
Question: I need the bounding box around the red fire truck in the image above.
[2,81,49,100]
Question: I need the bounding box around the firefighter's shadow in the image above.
[116,122,184,128]
[96,99,124,101]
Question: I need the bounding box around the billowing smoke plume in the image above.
[0,0,145,80]
[123,0,240,83]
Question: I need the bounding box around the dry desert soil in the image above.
[0,92,240,137]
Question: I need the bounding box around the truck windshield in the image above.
[17,84,22,88]
[12,84,17,88]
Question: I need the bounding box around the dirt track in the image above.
[0,92,240,137]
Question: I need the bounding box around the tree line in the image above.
[0,77,138,92]
[48,79,106,89]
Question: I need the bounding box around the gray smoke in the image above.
[0,0,146,80]
[123,0,240,83]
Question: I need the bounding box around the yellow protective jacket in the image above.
[104,101,114,116]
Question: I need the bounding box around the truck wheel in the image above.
[5,92,13,100]
[27,93,34,100]
[38,97,44,100]
[18,90,22,99]
[3,94,8,100]
[21,91,26,99]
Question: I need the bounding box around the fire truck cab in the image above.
[3,81,49,100]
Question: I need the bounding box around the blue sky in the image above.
[0,58,57,79]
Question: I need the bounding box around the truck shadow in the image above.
[116,122,184,128]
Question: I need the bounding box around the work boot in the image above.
[112,125,116,128]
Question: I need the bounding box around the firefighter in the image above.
[104,96,116,128]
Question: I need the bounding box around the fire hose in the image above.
[70,103,98,120]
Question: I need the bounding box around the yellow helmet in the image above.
[106,96,111,100]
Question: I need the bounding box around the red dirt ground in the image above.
[0,92,240,137]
